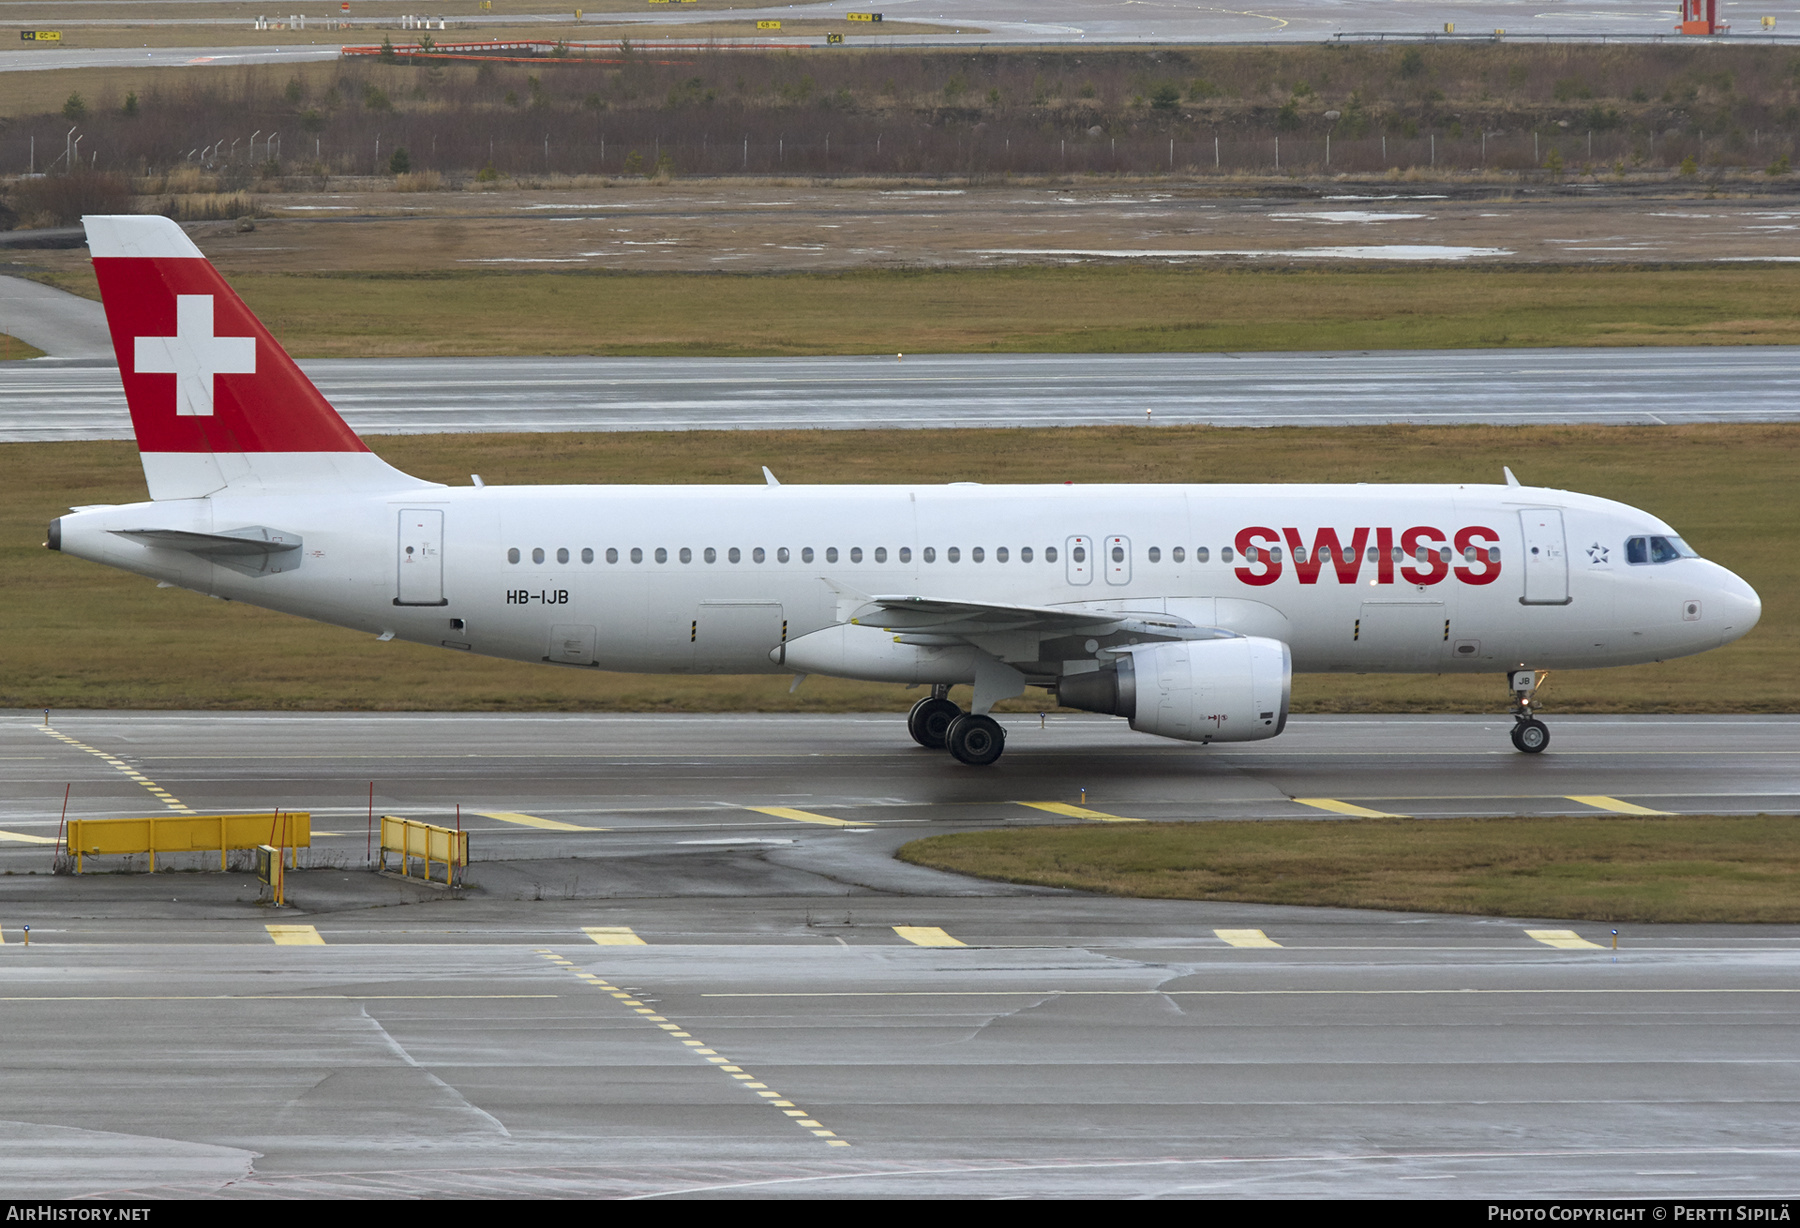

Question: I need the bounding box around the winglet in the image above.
[762,466,781,487]
[1503,466,1522,487]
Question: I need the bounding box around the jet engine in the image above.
[1056,637,1291,743]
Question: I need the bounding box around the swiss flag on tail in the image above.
[85,215,426,501]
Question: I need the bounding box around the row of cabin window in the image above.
[504,543,1503,566]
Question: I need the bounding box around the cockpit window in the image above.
[1626,535,1699,565]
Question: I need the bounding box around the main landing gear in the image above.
[1507,669,1550,754]
[908,686,1007,766]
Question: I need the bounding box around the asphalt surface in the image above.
[8,347,1800,440]
[0,0,1787,71]
[1,711,1795,1198]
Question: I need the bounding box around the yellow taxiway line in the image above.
[582,926,647,946]
[265,924,325,946]
[1017,801,1142,823]
[893,926,966,948]
[1566,795,1674,816]
[477,811,607,831]
[1215,929,1283,948]
[1293,798,1410,819]
[745,806,869,828]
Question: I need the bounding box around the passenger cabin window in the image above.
[1220,547,1233,563]
[753,547,766,563]
[1172,547,1185,563]
[875,547,887,563]
[581,548,594,564]
[630,548,643,563]
[1147,546,1161,563]
[1045,546,1057,563]
[729,548,741,563]
[997,547,1009,562]
[825,547,837,563]
[777,547,791,563]
[679,547,692,563]
[899,547,912,563]
[606,548,619,564]
[1021,547,1033,563]
[532,547,545,564]
[704,547,717,563]
[1192,547,1205,563]
[507,548,521,564]
[556,547,570,564]
[851,547,863,563]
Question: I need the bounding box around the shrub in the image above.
[1398,48,1425,79]
[10,170,131,227]
[1680,154,1699,176]
[388,147,412,175]
[62,92,87,121]
[1150,82,1181,112]
[122,93,139,118]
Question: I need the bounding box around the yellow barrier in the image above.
[67,812,310,874]
[379,815,468,887]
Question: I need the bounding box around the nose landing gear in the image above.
[907,685,1008,765]
[1508,669,1550,754]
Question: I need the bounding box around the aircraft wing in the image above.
[851,594,1236,648]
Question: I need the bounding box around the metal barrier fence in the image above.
[65,812,311,874]
[379,815,468,887]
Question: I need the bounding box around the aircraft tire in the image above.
[1511,718,1550,754]
[907,697,962,750]
[945,714,1006,766]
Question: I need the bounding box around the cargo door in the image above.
[693,601,786,672]
[1519,509,1571,605]
[396,509,446,606]
[1354,601,1447,671]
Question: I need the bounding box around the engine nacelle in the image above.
[1056,637,1291,743]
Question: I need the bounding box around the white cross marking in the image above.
[133,294,256,417]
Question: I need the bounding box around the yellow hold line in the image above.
[1294,797,1410,819]
[582,926,647,946]
[265,924,324,946]
[1566,795,1674,816]
[477,811,607,831]
[1215,929,1283,948]
[1526,929,1605,950]
[893,925,966,948]
[746,806,869,828]
[1018,801,1142,823]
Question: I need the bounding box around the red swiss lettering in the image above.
[1234,527,1282,586]
[1399,526,1449,585]
[1283,527,1370,585]
[1453,525,1502,585]
[1375,527,1395,584]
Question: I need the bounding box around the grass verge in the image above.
[5,422,1792,711]
[35,265,1800,357]
[896,816,1800,924]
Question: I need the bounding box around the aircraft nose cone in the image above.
[1710,567,1761,646]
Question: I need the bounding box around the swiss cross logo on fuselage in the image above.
[133,294,256,417]
[1232,526,1504,587]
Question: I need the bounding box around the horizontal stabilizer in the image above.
[113,525,303,576]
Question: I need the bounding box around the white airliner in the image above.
[47,215,1761,764]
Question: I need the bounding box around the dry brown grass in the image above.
[897,816,1800,924]
[3,422,1791,712]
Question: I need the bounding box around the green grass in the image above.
[6,422,1793,711]
[39,265,1800,357]
[896,816,1800,924]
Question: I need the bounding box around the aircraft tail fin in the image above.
[84,214,432,501]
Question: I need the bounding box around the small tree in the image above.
[1150,82,1181,112]
[121,93,139,118]
[388,147,411,175]
[62,92,87,121]
[379,34,397,62]
[1679,155,1699,176]
[1768,154,1791,176]
[623,150,645,175]
[1544,147,1564,175]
